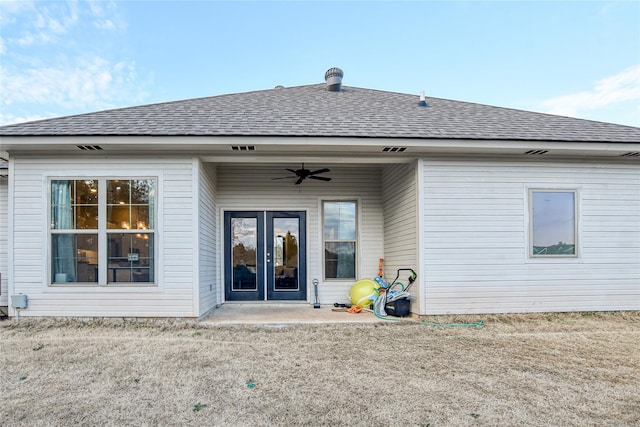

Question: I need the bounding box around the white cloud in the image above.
[8,4,77,47]
[87,1,121,31]
[2,55,142,108]
[541,65,640,117]
[88,1,104,16]
[0,112,52,126]
[0,0,34,22]
[0,0,146,125]
[94,19,115,30]
[16,31,54,46]
[2,0,117,50]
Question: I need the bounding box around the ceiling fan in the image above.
[272,163,332,185]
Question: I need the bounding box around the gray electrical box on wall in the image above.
[11,294,28,309]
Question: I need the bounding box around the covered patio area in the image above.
[201,303,393,325]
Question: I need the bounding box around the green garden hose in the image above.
[370,308,484,327]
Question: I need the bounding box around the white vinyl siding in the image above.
[198,161,219,317]
[381,162,419,311]
[216,164,384,305]
[0,175,7,307]
[422,158,640,314]
[10,155,198,317]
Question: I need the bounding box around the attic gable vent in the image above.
[620,152,640,157]
[523,149,548,156]
[77,145,103,151]
[382,147,407,153]
[231,145,255,151]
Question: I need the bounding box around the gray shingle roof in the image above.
[1,84,639,142]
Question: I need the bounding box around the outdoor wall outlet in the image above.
[11,294,28,309]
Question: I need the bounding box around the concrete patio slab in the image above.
[201,303,386,325]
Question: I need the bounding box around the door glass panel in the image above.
[232,218,258,290]
[273,217,299,290]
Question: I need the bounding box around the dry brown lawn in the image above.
[1,312,639,426]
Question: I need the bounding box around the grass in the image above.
[1,312,639,426]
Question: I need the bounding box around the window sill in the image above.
[526,256,582,263]
[46,284,160,292]
[323,278,357,283]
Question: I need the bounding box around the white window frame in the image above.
[322,200,358,281]
[528,188,578,258]
[48,177,157,286]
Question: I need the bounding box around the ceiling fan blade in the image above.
[272,176,295,180]
[295,176,304,185]
[309,168,330,175]
[309,176,332,181]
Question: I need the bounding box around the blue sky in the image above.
[1,0,638,127]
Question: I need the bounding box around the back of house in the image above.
[1,69,639,319]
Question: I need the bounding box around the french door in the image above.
[224,211,306,301]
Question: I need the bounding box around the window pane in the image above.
[75,180,98,204]
[107,180,130,205]
[107,179,154,230]
[532,191,576,256]
[51,180,73,229]
[324,202,356,240]
[76,206,98,229]
[140,180,155,228]
[108,233,154,283]
[107,205,130,229]
[130,179,153,204]
[51,180,98,230]
[52,234,98,283]
[325,242,356,279]
[132,206,150,229]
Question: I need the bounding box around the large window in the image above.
[323,201,357,279]
[530,190,577,257]
[50,178,156,285]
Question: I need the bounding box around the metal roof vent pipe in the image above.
[418,91,428,107]
[325,67,344,92]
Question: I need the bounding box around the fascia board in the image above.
[2,135,639,155]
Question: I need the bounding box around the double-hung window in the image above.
[51,180,99,283]
[323,201,357,279]
[529,189,577,257]
[50,178,156,285]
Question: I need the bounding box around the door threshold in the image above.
[224,300,309,304]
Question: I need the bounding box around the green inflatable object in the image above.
[349,279,380,308]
